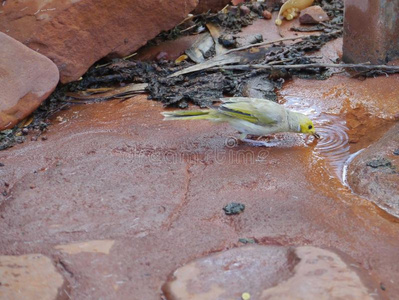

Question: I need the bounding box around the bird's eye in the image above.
[308,125,313,129]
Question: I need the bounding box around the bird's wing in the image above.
[218,98,284,125]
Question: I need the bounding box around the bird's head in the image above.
[299,116,320,139]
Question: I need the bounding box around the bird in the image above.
[162,97,320,146]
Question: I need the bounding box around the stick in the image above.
[223,30,342,55]
[224,35,307,55]
[210,63,399,71]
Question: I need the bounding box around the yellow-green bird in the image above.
[162,97,320,146]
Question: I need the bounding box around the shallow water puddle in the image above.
[281,95,351,181]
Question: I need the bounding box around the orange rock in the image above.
[299,5,329,24]
[0,0,198,83]
[0,33,59,131]
[262,10,272,20]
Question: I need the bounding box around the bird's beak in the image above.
[313,132,321,139]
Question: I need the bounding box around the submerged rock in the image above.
[348,123,399,218]
[162,245,374,300]
[0,33,59,131]
[0,0,198,83]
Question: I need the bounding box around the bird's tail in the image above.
[162,109,214,121]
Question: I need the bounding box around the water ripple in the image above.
[282,96,350,179]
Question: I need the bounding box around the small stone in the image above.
[4,182,9,187]
[29,184,36,189]
[262,10,272,20]
[394,149,399,156]
[21,128,29,135]
[240,5,251,16]
[31,136,38,141]
[380,282,386,291]
[0,163,4,167]
[223,202,245,215]
[2,191,7,196]
[41,136,48,141]
[299,6,329,25]
[156,52,169,61]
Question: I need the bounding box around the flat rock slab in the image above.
[348,123,399,218]
[162,245,373,300]
[0,0,198,83]
[0,32,59,130]
[0,254,67,300]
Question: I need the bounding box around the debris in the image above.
[238,238,256,244]
[65,83,148,103]
[394,149,399,156]
[185,32,215,63]
[223,202,245,215]
[206,23,228,56]
[213,62,399,73]
[175,54,188,64]
[0,163,4,167]
[299,5,329,24]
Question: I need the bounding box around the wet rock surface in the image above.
[163,245,374,300]
[0,94,398,299]
[1,5,399,299]
[0,32,59,131]
[348,123,399,218]
[0,254,67,300]
[0,0,198,83]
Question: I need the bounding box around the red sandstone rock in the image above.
[347,123,399,218]
[0,0,198,83]
[193,0,231,13]
[163,245,373,299]
[299,5,329,24]
[0,33,59,131]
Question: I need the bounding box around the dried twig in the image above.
[211,63,399,71]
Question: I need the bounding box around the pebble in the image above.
[223,202,245,215]
[240,5,251,16]
[41,136,48,141]
[156,52,169,61]
[262,10,272,20]
[394,149,399,156]
[0,163,4,167]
